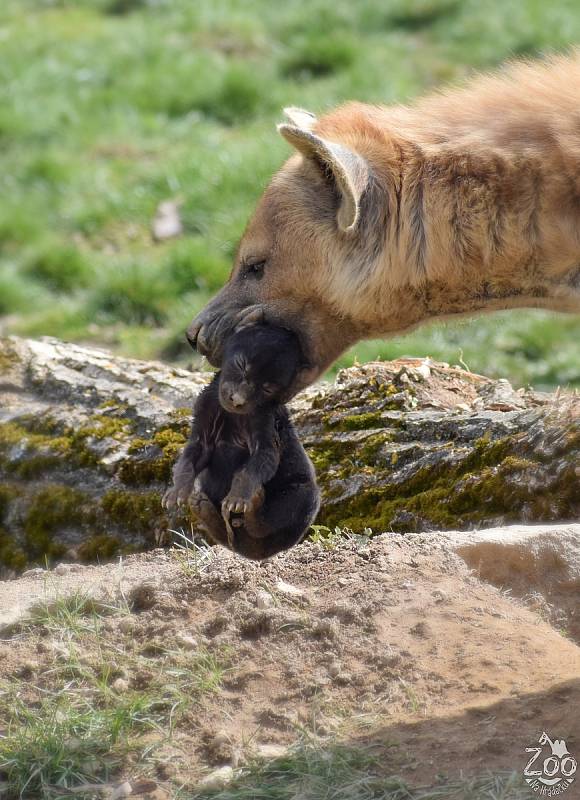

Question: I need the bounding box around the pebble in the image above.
[327,661,342,678]
[255,590,274,609]
[117,617,135,634]
[275,580,305,598]
[255,743,287,759]
[129,581,158,610]
[112,678,129,693]
[22,568,45,579]
[54,563,78,576]
[111,782,133,799]
[199,766,234,788]
[176,632,198,650]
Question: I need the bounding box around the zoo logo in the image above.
[524,732,577,796]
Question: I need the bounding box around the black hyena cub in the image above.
[163,324,320,560]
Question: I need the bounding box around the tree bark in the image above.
[0,336,578,574]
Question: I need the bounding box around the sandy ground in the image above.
[1,527,579,795]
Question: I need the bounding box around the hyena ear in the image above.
[282,107,317,129]
[277,121,370,234]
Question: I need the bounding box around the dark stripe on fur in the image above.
[406,150,427,277]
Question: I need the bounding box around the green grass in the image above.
[21,590,130,637]
[187,740,534,799]
[0,590,228,799]
[0,0,579,388]
[0,689,162,797]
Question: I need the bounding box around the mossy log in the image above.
[0,335,578,574]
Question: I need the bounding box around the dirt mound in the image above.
[1,527,579,796]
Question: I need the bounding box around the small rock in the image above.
[129,581,158,611]
[200,766,234,788]
[327,600,358,624]
[112,678,129,694]
[415,363,431,381]
[255,590,274,609]
[111,783,133,799]
[118,617,135,634]
[54,563,76,575]
[255,743,287,759]
[22,567,45,578]
[327,661,342,678]
[337,577,350,587]
[176,632,198,650]
[275,580,305,598]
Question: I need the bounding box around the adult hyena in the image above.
[188,53,580,394]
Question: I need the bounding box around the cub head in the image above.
[218,323,303,414]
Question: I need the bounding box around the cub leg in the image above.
[189,485,230,549]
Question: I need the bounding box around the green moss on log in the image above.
[23,484,95,559]
[0,340,19,373]
[118,426,187,484]
[77,533,123,562]
[317,431,578,532]
[101,489,164,536]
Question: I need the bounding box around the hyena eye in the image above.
[242,260,266,279]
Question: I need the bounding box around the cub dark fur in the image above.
[163,324,320,559]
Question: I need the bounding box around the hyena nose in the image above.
[185,321,202,351]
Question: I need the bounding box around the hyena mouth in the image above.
[186,315,225,364]
[186,305,266,365]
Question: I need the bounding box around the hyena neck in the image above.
[361,133,580,334]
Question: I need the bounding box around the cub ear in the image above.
[277,121,370,234]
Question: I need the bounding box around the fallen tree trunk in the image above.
[0,336,578,574]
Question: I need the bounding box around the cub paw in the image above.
[162,480,196,511]
[221,486,264,518]
[221,495,251,516]
[162,487,178,511]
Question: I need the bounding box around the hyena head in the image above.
[187,106,397,396]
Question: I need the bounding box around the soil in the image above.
[1,530,579,795]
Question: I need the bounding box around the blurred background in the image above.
[1,0,579,389]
